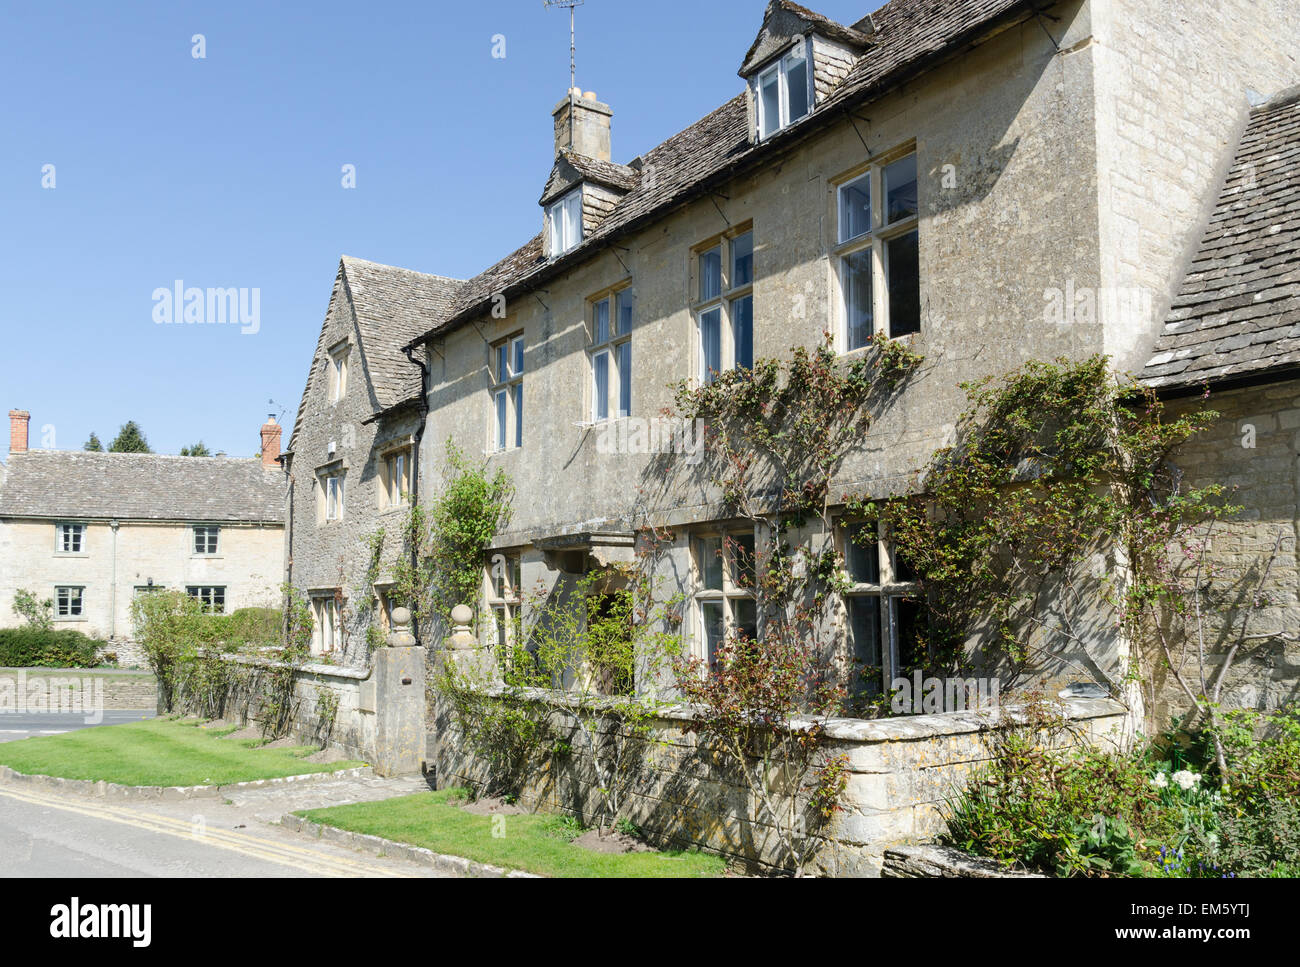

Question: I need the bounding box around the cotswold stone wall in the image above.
[187,649,426,775]
[1151,383,1300,726]
[177,655,373,759]
[430,683,1128,876]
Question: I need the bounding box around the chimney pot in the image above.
[260,414,282,468]
[9,409,30,454]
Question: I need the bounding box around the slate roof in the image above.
[286,257,466,452]
[539,151,641,206]
[342,256,466,408]
[1142,86,1300,389]
[406,0,1036,349]
[740,0,876,77]
[0,451,286,523]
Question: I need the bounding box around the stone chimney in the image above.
[9,410,30,454]
[260,414,282,467]
[552,89,612,160]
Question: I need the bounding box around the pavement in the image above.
[0,710,156,743]
[0,771,448,877]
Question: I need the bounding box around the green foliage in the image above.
[393,440,513,627]
[180,441,212,456]
[860,355,1231,688]
[943,700,1300,877]
[500,565,684,829]
[11,588,53,631]
[435,661,554,800]
[108,420,152,453]
[663,334,921,871]
[131,589,308,736]
[83,432,104,452]
[1210,706,1300,875]
[314,686,341,743]
[0,626,103,668]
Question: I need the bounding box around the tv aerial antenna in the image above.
[544,0,585,95]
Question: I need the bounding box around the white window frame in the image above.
[547,188,583,257]
[839,520,923,696]
[311,592,343,655]
[834,150,921,350]
[54,586,84,619]
[588,287,634,421]
[692,228,755,384]
[55,522,85,554]
[755,38,812,141]
[318,469,346,522]
[490,333,525,452]
[380,446,411,511]
[483,551,523,656]
[186,585,226,614]
[192,525,220,556]
[327,341,350,404]
[692,528,759,667]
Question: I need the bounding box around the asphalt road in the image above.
[0,776,449,878]
[0,710,155,743]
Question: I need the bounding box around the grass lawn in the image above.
[0,716,365,786]
[297,790,728,878]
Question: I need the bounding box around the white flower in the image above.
[1171,770,1201,791]
[1151,772,1169,788]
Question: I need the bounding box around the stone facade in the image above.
[0,518,284,648]
[283,257,461,665]
[1148,383,1300,725]
[282,0,1300,870]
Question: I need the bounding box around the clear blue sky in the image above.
[1,0,869,460]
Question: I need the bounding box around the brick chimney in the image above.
[260,414,281,467]
[9,410,30,454]
[553,89,612,160]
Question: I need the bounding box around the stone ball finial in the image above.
[391,606,411,628]
[451,604,473,627]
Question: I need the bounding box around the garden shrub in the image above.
[942,702,1300,877]
[0,627,103,668]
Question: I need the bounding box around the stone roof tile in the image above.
[0,451,285,523]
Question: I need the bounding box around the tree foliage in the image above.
[109,421,152,453]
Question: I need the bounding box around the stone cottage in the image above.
[284,0,1299,724]
[281,256,463,661]
[0,410,287,663]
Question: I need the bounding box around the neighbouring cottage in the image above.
[281,0,1300,871]
[0,410,287,665]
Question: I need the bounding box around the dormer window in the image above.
[547,189,583,257]
[755,39,811,140]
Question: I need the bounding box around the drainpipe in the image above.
[403,344,431,645]
[109,519,120,638]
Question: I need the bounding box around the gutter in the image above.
[401,0,1041,353]
[1150,363,1300,402]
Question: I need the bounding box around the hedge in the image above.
[0,627,104,668]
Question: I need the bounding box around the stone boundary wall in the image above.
[430,684,1129,877]
[96,639,149,670]
[180,648,426,776]
[195,655,375,762]
[1,667,157,710]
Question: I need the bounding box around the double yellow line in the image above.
[0,786,420,878]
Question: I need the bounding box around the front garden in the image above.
[940,701,1300,878]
